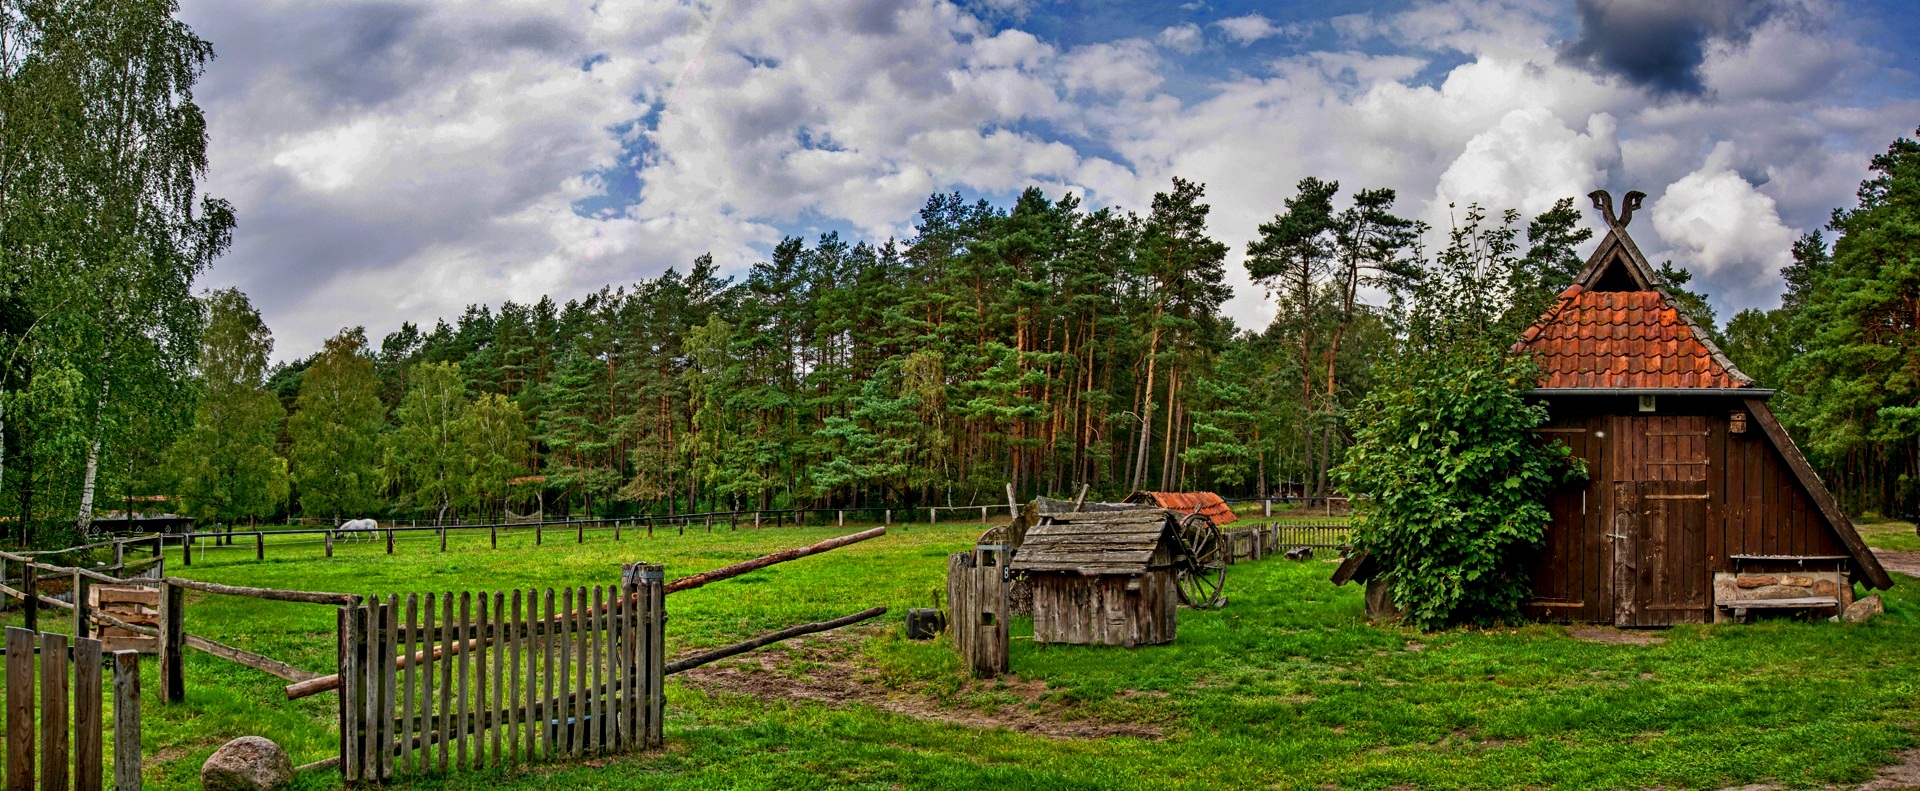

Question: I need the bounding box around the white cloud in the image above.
[1156,23,1204,54]
[1215,14,1282,45]
[1650,142,1797,306]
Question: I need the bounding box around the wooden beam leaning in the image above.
[664,607,887,676]
[183,634,322,683]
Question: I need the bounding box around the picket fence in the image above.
[3,628,143,790]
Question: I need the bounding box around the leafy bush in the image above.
[1333,206,1585,629]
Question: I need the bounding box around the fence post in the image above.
[578,522,585,544]
[1263,498,1272,518]
[256,532,265,560]
[180,533,192,567]
[326,531,335,558]
[536,523,543,545]
[386,529,395,554]
[492,523,499,549]
[112,650,141,791]
[614,520,620,541]
[22,564,38,632]
[157,580,185,703]
[838,510,844,527]
[754,512,760,529]
[884,509,891,526]
[439,525,447,552]
[74,636,102,791]
[930,508,937,525]
[72,571,90,639]
[114,540,125,568]
[40,632,69,791]
[7,627,34,789]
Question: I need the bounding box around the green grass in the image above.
[1856,517,1920,552]
[7,520,1918,790]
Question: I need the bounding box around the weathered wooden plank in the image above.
[1613,480,1639,628]
[473,593,487,769]
[664,608,888,676]
[382,595,399,780]
[111,651,140,791]
[572,586,588,758]
[39,632,68,791]
[402,594,418,776]
[645,567,664,746]
[542,588,556,761]
[182,635,318,683]
[590,586,604,754]
[492,591,505,764]
[157,582,184,703]
[74,637,103,791]
[439,593,454,773]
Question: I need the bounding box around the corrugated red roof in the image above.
[1515,285,1749,389]
[1125,491,1238,524]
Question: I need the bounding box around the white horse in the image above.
[339,518,379,543]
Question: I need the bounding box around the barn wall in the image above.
[1029,571,1177,647]
[1526,395,1849,625]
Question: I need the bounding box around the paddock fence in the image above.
[3,628,144,791]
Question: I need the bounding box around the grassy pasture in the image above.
[4,518,1917,790]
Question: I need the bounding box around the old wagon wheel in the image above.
[1174,512,1227,608]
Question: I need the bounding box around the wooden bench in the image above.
[1717,596,1841,622]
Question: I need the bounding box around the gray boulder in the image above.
[201,736,293,791]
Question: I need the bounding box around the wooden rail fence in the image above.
[337,567,665,782]
[4,628,143,791]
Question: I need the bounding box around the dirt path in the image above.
[675,629,1163,740]
[1871,549,1920,579]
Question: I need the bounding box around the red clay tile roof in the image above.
[1124,491,1239,524]
[1515,285,1749,389]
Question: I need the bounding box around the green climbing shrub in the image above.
[1333,205,1585,629]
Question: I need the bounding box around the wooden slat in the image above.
[491,591,505,764]
[542,588,556,761]
[420,593,436,774]
[157,582,185,703]
[608,587,624,750]
[473,593,487,769]
[401,594,418,776]
[508,590,522,765]
[572,586,587,758]
[74,637,103,791]
[442,592,457,773]
[383,595,399,780]
[183,635,319,683]
[646,567,664,745]
[590,586,604,754]
[111,651,140,791]
[39,632,68,791]
[456,591,472,771]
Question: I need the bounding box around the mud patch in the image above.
[1568,627,1666,646]
[676,630,1161,740]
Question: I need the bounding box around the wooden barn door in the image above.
[1611,415,1711,626]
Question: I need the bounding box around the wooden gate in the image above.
[4,628,143,791]
[1612,415,1711,626]
[337,565,664,782]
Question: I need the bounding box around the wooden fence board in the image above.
[112,651,140,791]
[13,628,37,791]
[40,632,69,791]
[74,637,103,791]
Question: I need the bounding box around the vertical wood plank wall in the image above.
[1529,399,1852,625]
[339,570,665,783]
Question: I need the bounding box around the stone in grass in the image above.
[201,736,294,791]
[1844,594,1885,624]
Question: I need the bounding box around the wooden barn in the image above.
[1125,491,1239,525]
[1336,191,1892,626]
[1007,509,1183,646]
[1519,190,1891,625]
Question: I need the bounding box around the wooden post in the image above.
[440,525,447,552]
[577,522,584,544]
[112,651,140,791]
[754,512,760,529]
[157,580,185,703]
[1263,498,1272,518]
[22,563,37,633]
[7,627,35,790]
[326,530,335,557]
[492,523,499,548]
[884,509,891,526]
[930,508,937,525]
[180,533,192,567]
[387,529,394,554]
[72,571,90,639]
[113,541,125,568]
[256,532,265,560]
[838,510,844,527]
[536,523,543,545]
[614,520,621,541]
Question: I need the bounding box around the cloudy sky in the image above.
[177,0,1920,359]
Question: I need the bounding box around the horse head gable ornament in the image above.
[1588,189,1646,230]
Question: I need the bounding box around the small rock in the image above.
[1844,594,1885,624]
[1736,575,1778,588]
[1781,575,1814,587]
[201,736,293,791]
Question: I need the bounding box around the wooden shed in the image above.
[1007,509,1183,646]
[1334,191,1891,626]
[1125,491,1239,525]
[1517,191,1890,625]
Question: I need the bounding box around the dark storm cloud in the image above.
[1560,0,1779,97]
